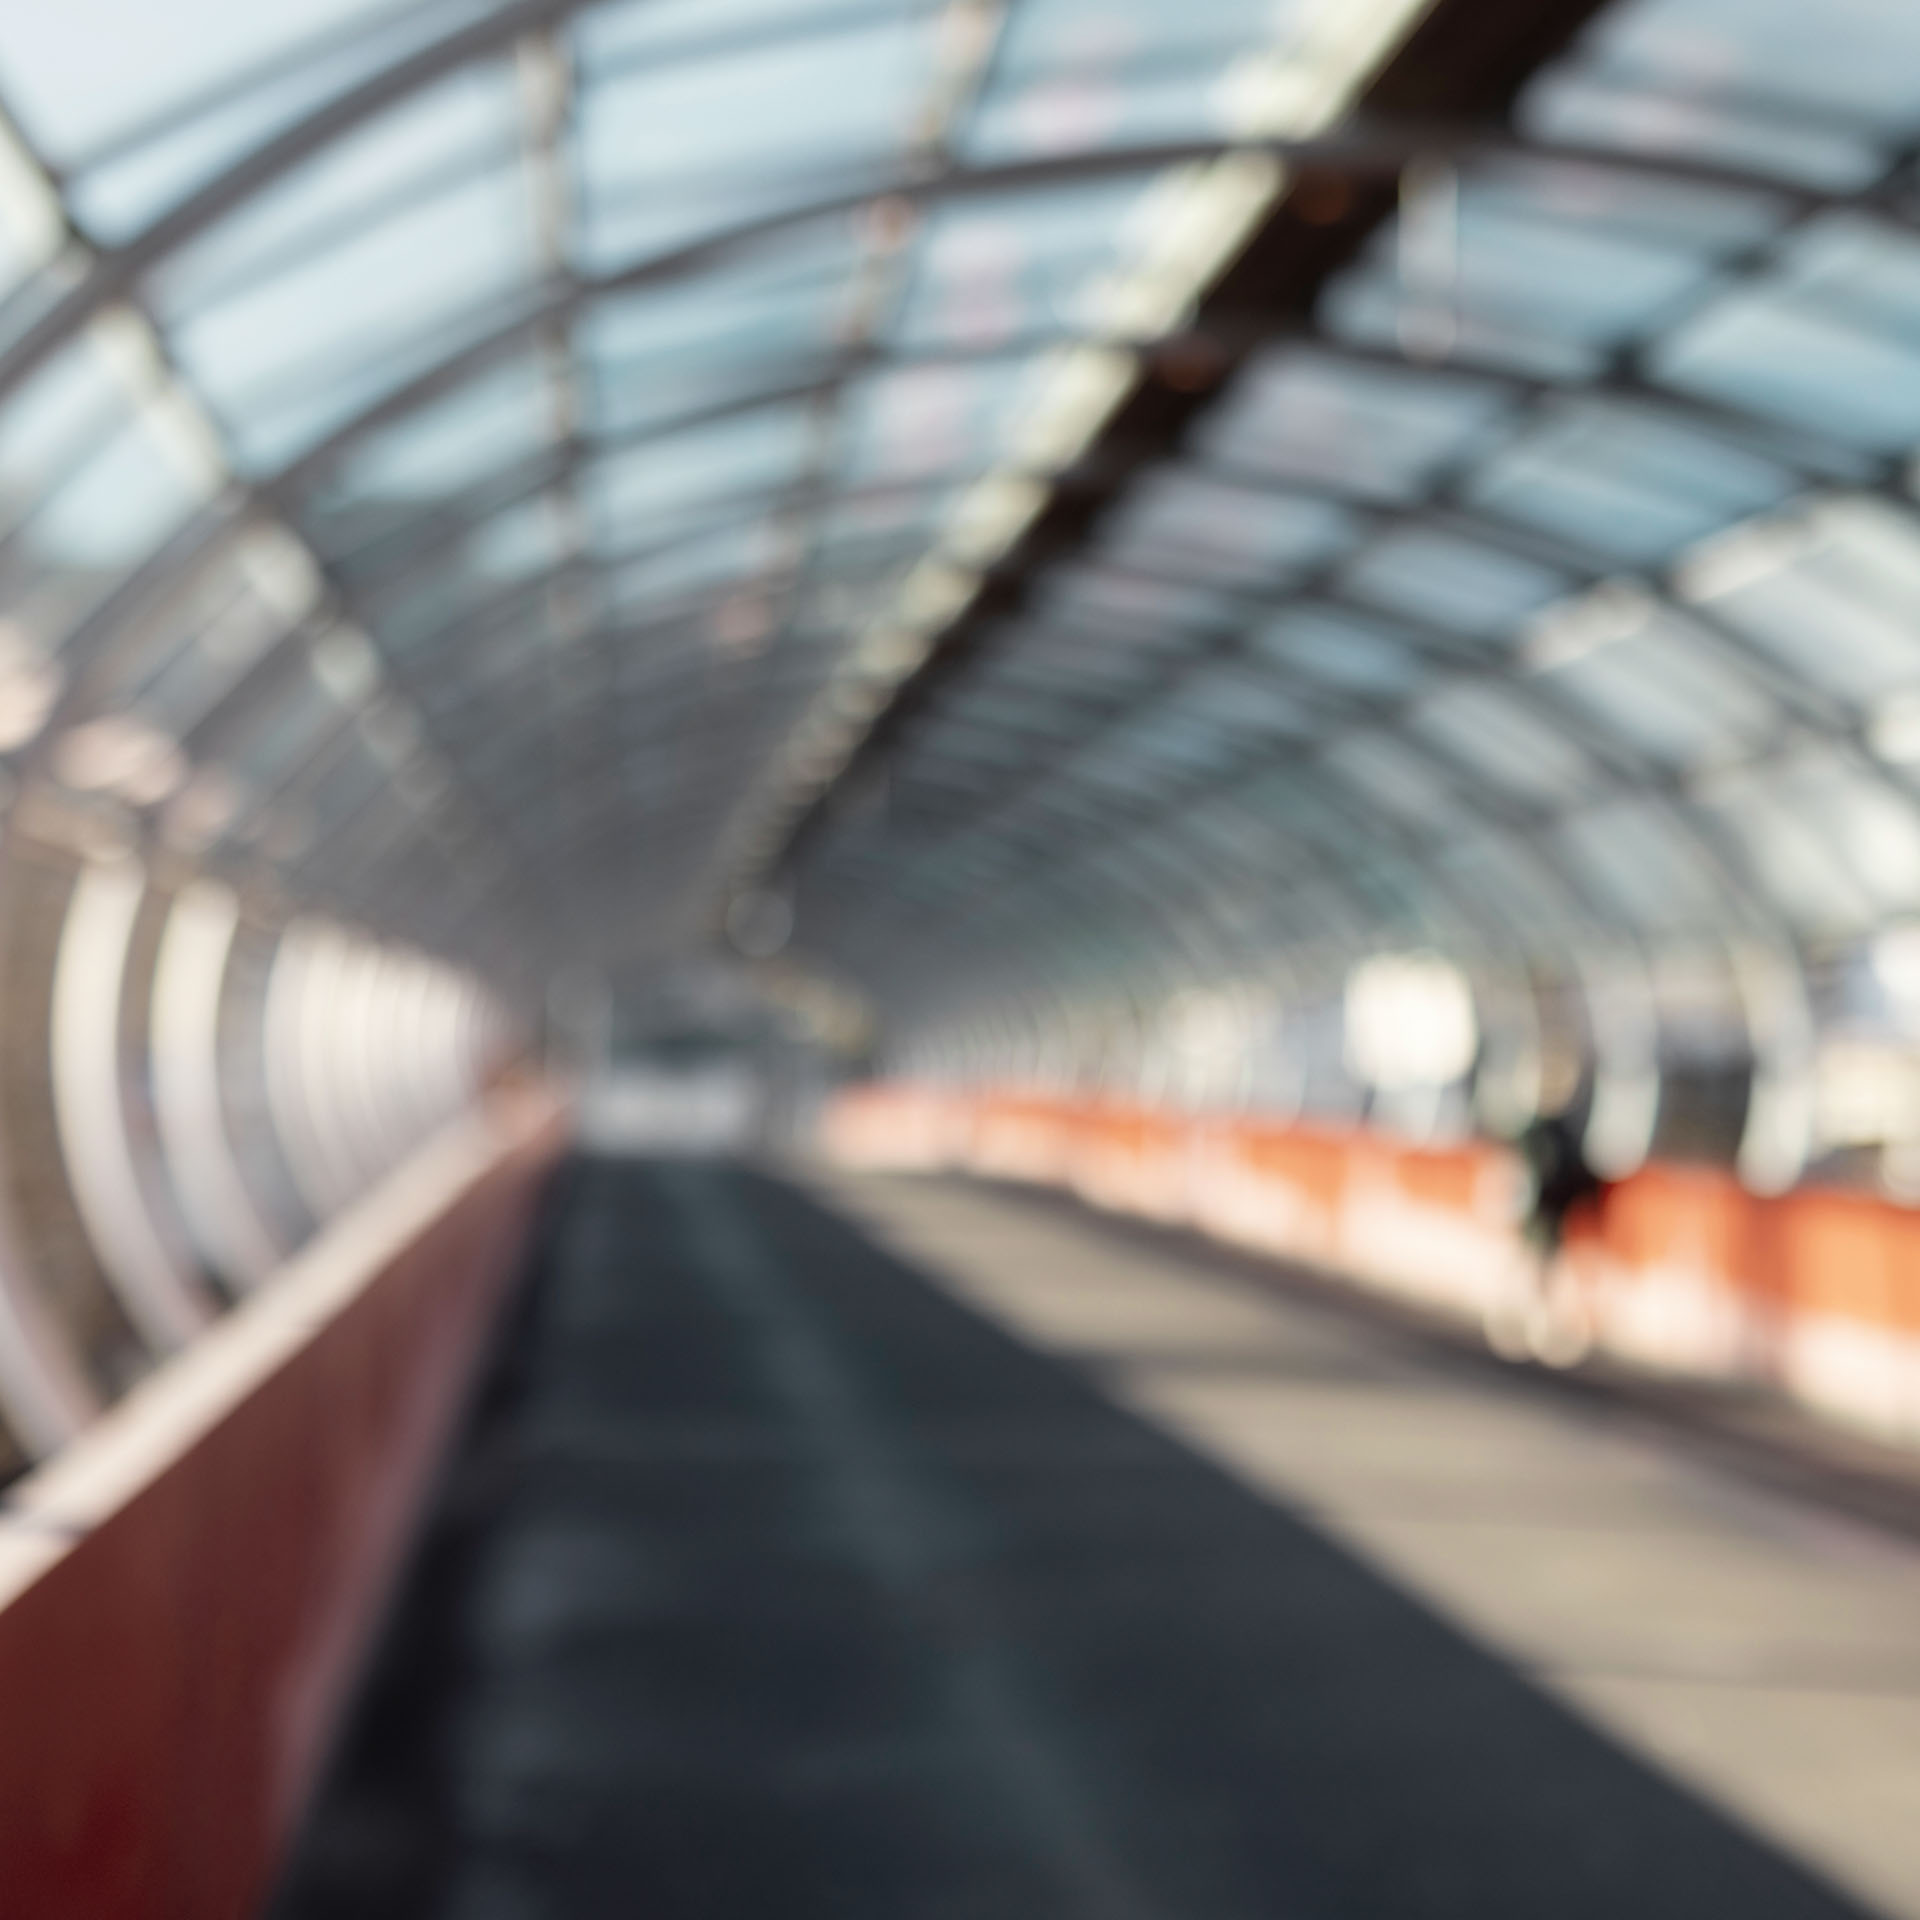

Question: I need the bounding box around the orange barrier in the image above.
[0,1086,568,1919]
[825,1085,1920,1445]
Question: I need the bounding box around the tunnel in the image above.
[2,0,1920,1912]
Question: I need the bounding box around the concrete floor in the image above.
[274,1158,1920,1918]
[826,1170,1920,1920]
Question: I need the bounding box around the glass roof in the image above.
[793,0,1920,1030]
[0,0,1916,1028]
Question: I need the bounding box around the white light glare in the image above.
[1344,951,1478,1090]
[1869,691,1920,766]
[1522,579,1651,671]
[1872,922,1920,1032]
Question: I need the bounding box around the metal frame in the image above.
[149,878,287,1289]
[49,856,215,1352]
[0,0,1912,1191]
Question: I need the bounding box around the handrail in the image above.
[0,1081,568,1917]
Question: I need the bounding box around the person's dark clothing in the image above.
[1518,1114,1604,1253]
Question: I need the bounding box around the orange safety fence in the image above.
[823,1084,1920,1447]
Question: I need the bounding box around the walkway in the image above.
[272,1157,1920,1919]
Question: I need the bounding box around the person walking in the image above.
[1490,1109,1606,1365]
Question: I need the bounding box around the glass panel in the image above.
[1201,350,1513,502]
[0,136,63,318]
[608,516,783,609]
[90,528,316,738]
[971,643,1159,710]
[1556,799,1728,930]
[578,157,862,279]
[1322,273,1603,384]
[576,13,934,265]
[1689,502,1920,703]
[588,405,814,540]
[370,568,493,660]
[0,0,486,226]
[1036,562,1232,645]
[0,331,132,547]
[1249,606,1426,694]
[1534,604,1775,764]
[1411,682,1597,802]
[911,717,1035,770]
[1521,0,1920,188]
[1435,825,1584,939]
[837,356,1042,487]
[1697,757,1880,933]
[158,69,531,469]
[888,178,1157,352]
[576,0,819,67]
[1766,212,1920,341]
[966,0,1302,160]
[1340,528,1570,636]
[1324,167,1725,372]
[940,688,1090,740]
[302,357,552,571]
[0,408,214,652]
[466,496,559,583]
[208,650,348,797]
[1074,747,1175,791]
[1523,71,1883,192]
[795,568,911,650]
[1466,398,1795,563]
[149,61,519,316]
[1320,732,1473,831]
[1460,152,1786,254]
[1798,495,1920,625]
[584,243,855,435]
[1776,747,1920,913]
[1102,470,1357,589]
[1653,287,1920,452]
[593,482,787,581]
[816,481,960,567]
[297,729,388,838]
[1162,664,1309,738]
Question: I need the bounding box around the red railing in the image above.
[825,1084,1920,1444]
[0,1086,568,1919]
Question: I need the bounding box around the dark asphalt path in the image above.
[271,1157,1876,1919]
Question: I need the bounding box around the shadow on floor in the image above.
[976,1169,1920,1552]
[270,1156,1881,1920]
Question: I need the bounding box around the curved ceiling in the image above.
[0,0,1916,1047]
